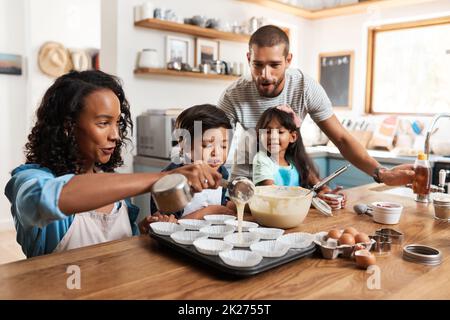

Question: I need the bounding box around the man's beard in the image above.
[255,76,285,98]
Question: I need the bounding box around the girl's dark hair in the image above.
[25,70,132,175]
[176,104,232,140]
[255,107,318,188]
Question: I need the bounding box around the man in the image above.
[218,25,414,186]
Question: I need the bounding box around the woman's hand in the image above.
[317,186,346,210]
[138,213,177,234]
[171,163,222,192]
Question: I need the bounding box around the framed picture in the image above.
[0,53,22,75]
[318,51,354,109]
[195,38,220,66]
[165,35,194,65]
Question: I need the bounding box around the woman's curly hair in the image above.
[25,70,133,176]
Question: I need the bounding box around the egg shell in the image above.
[343,227,358,236]
[338,233,355,246]
[327,229,342,240]
[355,250,376,269]
[355,232,370,244]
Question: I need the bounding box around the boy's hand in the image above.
[182,205,236,220]
[139,213,177,234]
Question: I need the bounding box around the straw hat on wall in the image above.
[38,41,73,77]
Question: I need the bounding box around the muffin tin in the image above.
[149,229,316,276]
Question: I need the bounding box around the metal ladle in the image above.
[225,176,255,203]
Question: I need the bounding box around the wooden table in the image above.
[1,184,449,299]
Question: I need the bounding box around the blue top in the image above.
[150,163,229,218]
[253,151,301,187]
[274,163,300,187]
[4,164,140,258]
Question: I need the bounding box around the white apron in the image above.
[53,200,133,253]
[182,187,223,217]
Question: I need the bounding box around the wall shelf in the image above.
[237,0,438,20]
[134,18,250,42]
[134,68,240,81]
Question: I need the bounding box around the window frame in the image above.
[365,15,450,115]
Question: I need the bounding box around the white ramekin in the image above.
[370,201,403,224]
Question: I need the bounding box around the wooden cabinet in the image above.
[327,158,395,189]
[313,157,328,178]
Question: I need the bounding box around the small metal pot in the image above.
[151,174,193,214]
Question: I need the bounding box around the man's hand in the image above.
[379,164,415,186]
[276,105,301,128]
[171,163,222,192]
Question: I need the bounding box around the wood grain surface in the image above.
[1,183,449,299]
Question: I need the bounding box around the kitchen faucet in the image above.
[424,113,450,160]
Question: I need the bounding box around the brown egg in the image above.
[355,232,370,244]
[355,250,376,269]
[327,229,342,240]
[338,233,355,246]
[343,227,358,237]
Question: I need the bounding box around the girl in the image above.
[253,107,346,209]
[5,70,221,257]
[151,104,236,219]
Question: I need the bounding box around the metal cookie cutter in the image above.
[369,234,392,256]
[375,228,404,244]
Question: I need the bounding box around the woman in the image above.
[5,70,221,258]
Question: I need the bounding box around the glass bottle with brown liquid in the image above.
[413,152,431,196]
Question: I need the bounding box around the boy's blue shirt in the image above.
[4,164,139,258]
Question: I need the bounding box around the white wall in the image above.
[306,0,450,117]
[101,0,308,172]
[0,0,27,230]
[0,0,100,230]
[27,0,101,122]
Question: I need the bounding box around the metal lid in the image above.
[403,244,442,266]
[151,173,187,194]
[312,197,333,217]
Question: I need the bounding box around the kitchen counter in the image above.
[306,145,450,164]
[134,146,450,168]
[1,183,449,299]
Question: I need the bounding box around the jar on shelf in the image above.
[138,49,159,68]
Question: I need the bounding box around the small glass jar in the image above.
[433,195,450,221]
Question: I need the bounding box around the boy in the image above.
[149,104,236,220]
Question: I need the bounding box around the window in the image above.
[365,16,450,114]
